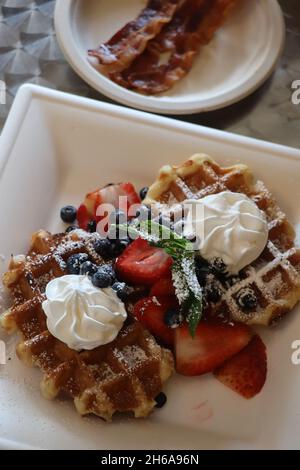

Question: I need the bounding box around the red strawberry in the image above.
[77,204,90,231]
[116,238,173,285]
[214,334,267,399]
[175,321,253,376]
[150,275,175,297]
[84,183,140,219]
[133,296,178,346]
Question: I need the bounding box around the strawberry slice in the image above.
[133,295,178,346]
[116,238,173,285]
[84,183,141,219]
[175,321,253,376]
[150,275,175,297]
[214,335,267,399]
[77,204,90,231]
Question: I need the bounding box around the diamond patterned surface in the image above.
[0,0,299,148]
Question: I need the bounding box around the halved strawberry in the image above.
[150,275,175,297]
[84,183,141,219]
[77,204,90,231]
[214,335,267,399]
[133,295,178,346]
[175,321,253,376]
[116,237,173,285]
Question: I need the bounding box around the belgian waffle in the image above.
[0,229,174,421]
[144,154,300,326]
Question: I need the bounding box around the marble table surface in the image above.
[0,0,299,148]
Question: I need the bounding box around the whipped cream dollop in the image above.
[42,275,127,351]
[183,191,268,273]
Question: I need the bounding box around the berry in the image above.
[92,265,115,288]
[60,205,77,224]
[77,204,90,231]
[66,226,77,233]
[175,321,253,376]
[214,335,267,399]
[80,261,98,276]
[139,187,149,200]
[155,392,167,408]
[164,308,183,329]
[133,296,178,346]
[112,282,132,301]
[66,253,89,275]
[94,239,112,258]
[87,220,97,233]
[237,288,258,311]
[116,238,173,286]
[150,276,175,297]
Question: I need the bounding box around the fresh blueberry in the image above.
[139,187,149,200]
[237,287,258,311]
[94,238,112,258]
[87,220,97,233]
[92,270,113,288]
[112,282,131,301]
[92,264,116,288]
[205,284,222,303]
[155,392,167,409]
[164,309,183,329]
[60,205,77,224]
[80,261,98,276]
[66,253,89,275]
[195,258,210,286]
[65,225,77,233]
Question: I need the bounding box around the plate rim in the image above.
[54,0,286,115]
[1,84,300,450]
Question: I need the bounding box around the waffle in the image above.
[0,229,174,421]
[144,154,300,326]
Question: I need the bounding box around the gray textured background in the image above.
[0,0,299,147]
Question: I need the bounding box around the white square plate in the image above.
[0,85,300,450]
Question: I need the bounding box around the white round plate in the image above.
[55,0,285,115]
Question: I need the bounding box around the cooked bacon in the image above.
[88,0,186,73]
[110,0,238,94]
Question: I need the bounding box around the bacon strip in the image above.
[110,0,238,94]
[88,0,186,73]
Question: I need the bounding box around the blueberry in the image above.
[66,225,77,233]
[139,187,149,200]
[92,270,113,288]
[108,239,129,257]
[92,264,115,288]
[112,282,131,301]
[205,284,222,303]
[155,392,167,409]
[80,261,98,276]
[195,258,210,286]
[164,309,183,329]
[211,257,228,275]
[66,253,89,274]
[94,239,112,258]
[237,288,258,311]
[87,220,97,233]
[60,205,77,224]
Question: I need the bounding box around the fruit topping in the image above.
[60,205,77,224]
[66,253,89,275]
[116,238,173,286]
[133,295,178,346]
[175,321,253,376]
[214,335,267,399]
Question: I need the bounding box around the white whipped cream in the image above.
[183,191,268,273]
[42,275,127,351]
